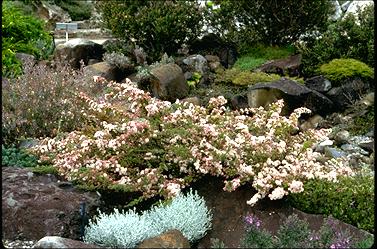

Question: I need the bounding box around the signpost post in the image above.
[55,22,78,42]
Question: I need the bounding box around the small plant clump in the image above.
[2,145,38,168]
[84,189,212,248]
[241,213,374,248]
[319,58,374,87]
[287,168,374,233]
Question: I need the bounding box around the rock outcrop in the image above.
[2,167,101,241]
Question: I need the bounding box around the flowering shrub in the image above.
[2,60,100,146]
[84,189,212,247]
[241,213,373,248]
[31,77,354,206]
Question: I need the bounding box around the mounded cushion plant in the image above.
[287,168,374,233]
[84,189,212,248]
[319,58,374,87]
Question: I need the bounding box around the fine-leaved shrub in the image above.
[287,168,374,233]
[241,213,373,248]
[2,60,98,146]
[319,58,374,87]
[103,52,132,69]
[84,189,212,247]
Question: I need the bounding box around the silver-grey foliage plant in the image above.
[84,189,212,248]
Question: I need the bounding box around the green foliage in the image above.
[319,58,374,87]
[31,165,59,175]
[298,3,374,77]
[187,72,202,89]
[205,0,334,47]
[53,0,93,21]
[96,1,203,61]
[2,145,38,167]
[2,2,53,77]
[348,105,374,136]
[287,172,374,233]
[1,60,96,146]
[242,213,370,248]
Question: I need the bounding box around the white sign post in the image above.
[55,22,78,42]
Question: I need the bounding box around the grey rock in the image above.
[326,79,370,111]
[305,75,332,92]
[54,38,105,69]
[83,61,125,82]
[254,54,302,77]
[247,78,334,115]
[299,114,324,131]
[33,236,101,248]
[324,147,346,158]
[365,128,374,137]
[333,130,350,145]
[315,139,333,153]
[180,96,201,106]
[340,144,369,156]
[182,54,209,75]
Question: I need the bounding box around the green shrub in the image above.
[96,1,203,61]
[298,3,374,77]
[2,2,53,77]
[319,58,374,86]
[287,171,374,233]
[31,165,59,175]
[348,105,374,136]
[242,213,372,248]
[205,0,334,47]
[53,0,93,21]
[2,145,38,168]
[84,189,212,247]
[1,60,96,146]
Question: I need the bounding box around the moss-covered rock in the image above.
[319,59,374,87]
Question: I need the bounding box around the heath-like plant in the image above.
[84,189,212,248]
[241,213,372,248]
[31,77,354,207]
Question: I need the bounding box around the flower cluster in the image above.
[31,78,355,206]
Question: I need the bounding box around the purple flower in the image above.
[244,215,261,228]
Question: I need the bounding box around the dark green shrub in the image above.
[241,213,369,248]
[2,60,96,146]
[53,0,93,21]
[2,145,38,167]
[2,2,53,77]
[319,58,374,86]
[205,0,334,48]
[96,1,203,61]
[287,172,374,233]
[298,3,374,77]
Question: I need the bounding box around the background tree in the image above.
[96,0,204,61]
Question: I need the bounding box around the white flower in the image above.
[288,180,304,193]
[268,187,287,200]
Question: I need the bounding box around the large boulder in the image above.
[254,54,302,77]
[33,236,101,249]
[2,167,101,241]
[182,54,209,75]
[83,62,125,82]
[326,78,370,111]
[305,75,332,93]
[149,63,189,102]
[137,229,190,248]
[247,78,334,115]
[54,39,105,69]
